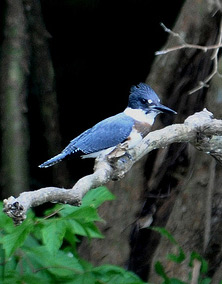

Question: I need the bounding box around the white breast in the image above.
[124,107,157,125]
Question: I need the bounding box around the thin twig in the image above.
[191,259,201,284]
[188,55,218,94]
[189,18,222,94]
[155,43,222,55]
[156,22,222,56]
[43,207,64,220]
[156,20,222,94]
[155,23,222,55]
[159,22,186,43]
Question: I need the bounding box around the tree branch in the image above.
[3,109,222,225]
[156,20,222,94]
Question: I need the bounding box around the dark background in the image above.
[33,0,184,184]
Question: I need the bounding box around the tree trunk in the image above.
[0,0,29,198]
[0,0,65,198]
[136,0,222,281]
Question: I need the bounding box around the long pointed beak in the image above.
[154,103,177,114]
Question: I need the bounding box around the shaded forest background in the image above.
[1,0,222,282]
[0,0,183,196]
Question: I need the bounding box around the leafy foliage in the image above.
[0,187,145,284]
[0,187,214,283]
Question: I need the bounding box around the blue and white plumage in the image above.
[39,83,176,168]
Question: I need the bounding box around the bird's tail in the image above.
[38,152,67,168]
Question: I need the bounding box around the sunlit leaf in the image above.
[42,220,66,254]
[24,246,84,278]
[93,264,145,283]
[82,186,115,208]
[0,220,33,258]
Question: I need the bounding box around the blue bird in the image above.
[39,83,176,168]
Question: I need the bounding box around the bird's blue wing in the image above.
[63,112,135,155]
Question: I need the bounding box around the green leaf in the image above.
[82,186,115,208]
[23,233,41,248]
[64,229,80,249]
[151,227,185,263]
[0,202,14,233]
[167,247,186,263]
[151,227,178,245]
[0,220,33,258]
[21,274,54,284]
[66,219,88,237]
[93,264,145,283]
[63,206,102,222]
[169,279,187,284]
[1,255,17,278]
[1,270,19,284]
[199,278,212,284]
[58,205,80,217]
[84,222,104,239]
[154,261,170,283]
[59,187,114,219]
[189,252,208,274]
[65,272,97,284]
[24,246,84,278]
[66,219,103,240]
[41,220,67,254]
[43,204,64,217]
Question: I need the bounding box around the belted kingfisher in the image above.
[39,83,176,168]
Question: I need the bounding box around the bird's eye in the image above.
[141,98,147,104]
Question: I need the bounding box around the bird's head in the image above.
[128,83,177,115]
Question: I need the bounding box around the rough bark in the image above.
[148,57,222,282]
